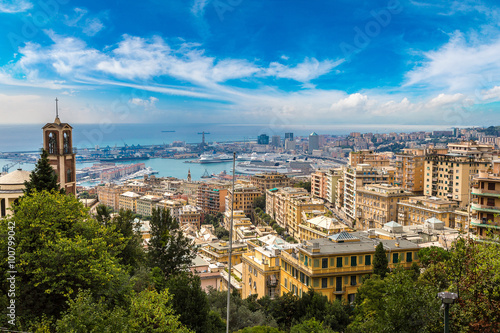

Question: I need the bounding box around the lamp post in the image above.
[438,291,458,333]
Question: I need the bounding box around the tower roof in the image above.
[310,132,318,136]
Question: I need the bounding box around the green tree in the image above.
[0,191,131,324]
[23,149,62,195]
[111,209,145,273]
[373,242,389,278]
[417,246,450,268]
[290,318,334,333]
[165,271,210,333]
[237,326,283,333]
[148,207,195,277]
[95,204,113,225]
[253,195,266,210]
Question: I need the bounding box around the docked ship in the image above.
[198,153,233,164]
[100,155,149,162]
[235,160,291,175]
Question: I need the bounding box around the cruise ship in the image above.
[235,160,291,175]
[198,153,233,164]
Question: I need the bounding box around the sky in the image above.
[0,0,499,129]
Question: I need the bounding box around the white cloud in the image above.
[426,93,466,107]
[330,93,369,110]
[129,96,159,109]
[405,31,500,93]
[63,7,105,36]
[82,18,104,36]
[266,58,344,82]
[481,86,500,101]
[0,0,32,13]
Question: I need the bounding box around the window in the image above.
[351,256,357,267]
[344,257,348,265]
[406,252,412,262]
[313,279,319,288]
[304,256,309,266]
[358,255,363,265]
[336,277,342,291]
[488,182,496,191]
[365,255,371,266]
[313,259,320,268]
[285,278,288,289]
[393,253,399,263]
[322,258,328,268]
[351,275,357,286]
[336,257,343,268]
[322,278,328,288]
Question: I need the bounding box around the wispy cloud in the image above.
[191,0,211,16]
[0,0,32,13]
[63,7,105,36]
[129,96,158,109]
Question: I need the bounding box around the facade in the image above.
[136,195,161,217]
[356,184,415,230]
[157,199,186,221]
[325,169,342,206]
[349,151,390,168]
[394,149,425,194]
[397,196,458,228]
[343,164,396,222]
[226,184,261,216]
[198,240,247,265]
[257,134,269,145]
[179,205,203,229]
[311,170,328,200]
[196,183,228,214]
[0,169,30,218]
[424,154,490,206]
[42,115,77,195]
[271,135,281,147]
[118,191,142,213]
[250,173,290,193]
[471,169,500,239]
[279,231,420,302]
[97,184,127,211]
[299,210,350,241]
[308,132,319,152]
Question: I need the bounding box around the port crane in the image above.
[197,131,210,146]
[2,161,22,173]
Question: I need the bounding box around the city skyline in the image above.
[0,0,499,127]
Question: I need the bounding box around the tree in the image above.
[165,271,210,333]
[373,242,389,278]
[253,195,266,210]
[95,204,113,225]
[148,207,195,277]
[290,318,334,333]
[0,191,131,324]
[111,209,146,273]
[23,149,62,196]
[294,181,311,193]
[417,246,450,268]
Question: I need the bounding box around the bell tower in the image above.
[42,98,77,195]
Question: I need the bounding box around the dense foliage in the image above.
[23,149,62,195]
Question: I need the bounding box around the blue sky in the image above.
[0,0,499,129]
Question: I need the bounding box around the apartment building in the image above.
[179,205,203,229]
[226,184,261,216]
[448,141,494,159]
[343,164,396,222]
[279,231,419,303]
[424,154,490,206]
[136,195,162,217]
[97,183,127,211]
[197,183,228,215]
[157,199,186,221]
[299,210,350,241]
[266,187,324,239]
[326,169,343,207]
[394,149,425,194]
[349,150,391,168]
[198,240,247,265]
[356,184,414,230]
[311,170,328,200]
[471,168,500,239]
[397,196,458,228]
[250,173,290,192]
[118,191,141,213]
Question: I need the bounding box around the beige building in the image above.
[448,141,494,159]
[395,149,425,194]
[348,150,391,168]
[198,240,247,265]
[97,184,127,211]
[226,184,261,216]
[343,164,396,222]
[196,183,228,215]
[250,173,290,192]
[179,205,203,229]
[471,168,500,239]
[311,170,328,201]
[356,184,415,230]
[0,169,30,218]
[157,199,186,221]
[136,195,161,217]
[118,191,141,213]
[424,154,490,206]
[299,210,350,241]
[397,196,458,228]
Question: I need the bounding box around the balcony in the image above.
[470,217,500,230]
[471,203,500,213]
[471,188,500,197]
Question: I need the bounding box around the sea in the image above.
[0,122,455,180]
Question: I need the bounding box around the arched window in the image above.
[63,132,70,154]
[48,132,57,154]
[66,168,72,183]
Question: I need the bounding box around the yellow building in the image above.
[397,196,458,228]
[157,199,186,221]
[250,173,290,193]
[226,184,261,216]
[424,152,490,206]
[118,191,141,213]
[279,231,420,302]
[348,150,391,168]
[196,183,228,214]
[198,240,247,265]
[356,184,415,230]
[0,169,30,218]
[299,210,350,241]
[241,239,282,299]
[471,169,500,239]
[97,183,127,211]
[395,149,425,194]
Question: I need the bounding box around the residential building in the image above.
[279,231,419,302]
[179,205,203,229]
[471,168,500,239]
[136,195,161,217]
[97,183,127,211]
[198,240,247,265]
[157,199,186,221]
[343,164,396,222]
[394,149,425,194]
[348,151,390,168]
[118,191,141,213]
[311,170,328,200]
[0,169,30,218]
[325,168,342,207]
[226,184,261,216]
[299,210,350,241]
[448,141,494,159]
[356,184,415,230]
[250,173,290,193]
[197,183,228,214]
[397,196,458,228]
[424,154,490,206]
